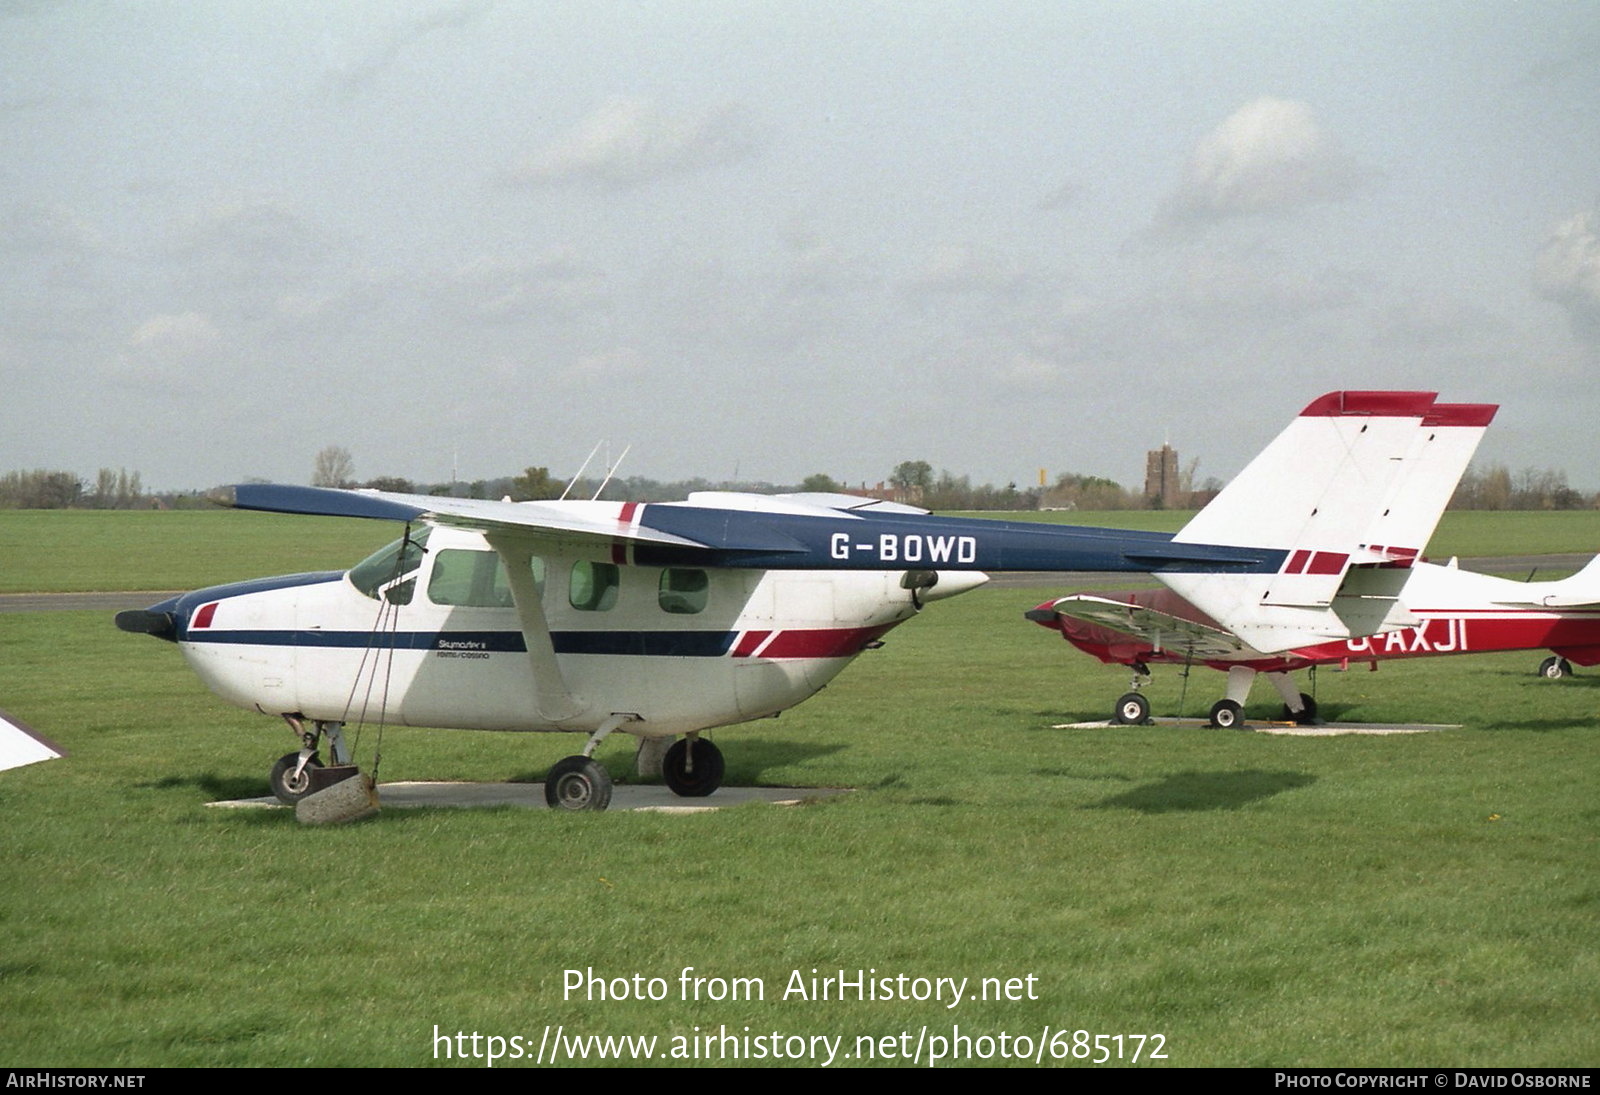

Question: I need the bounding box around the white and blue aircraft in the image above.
[117,391,1472,810]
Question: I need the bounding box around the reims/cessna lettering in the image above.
[119,392,1476,809]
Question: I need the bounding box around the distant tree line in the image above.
[0,468,146,509]
[1450,463,1589,511]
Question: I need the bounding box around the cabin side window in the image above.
[349,529,431,604]
[658,568,708,614]
[569,560,619,612]
[427,549,515,608]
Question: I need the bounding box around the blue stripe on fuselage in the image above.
[183,629,738,658]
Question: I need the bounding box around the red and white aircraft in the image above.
[1026,397,1600,726]
[117,391,1479,808]
[1029,554,1600,727]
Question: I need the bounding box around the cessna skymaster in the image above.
[116,391,1477,810]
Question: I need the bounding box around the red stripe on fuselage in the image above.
[731,630,771,657]
[737,625,898,660]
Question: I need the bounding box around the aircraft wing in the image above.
[216,484,1278,573]
[215,484,781,552]
[1035,594,1249,659]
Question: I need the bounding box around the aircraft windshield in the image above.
[349,529,431,600]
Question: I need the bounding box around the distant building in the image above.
[1145,444,1179,509]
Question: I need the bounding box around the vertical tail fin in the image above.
[1157,392,1494,653]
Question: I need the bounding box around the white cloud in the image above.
[1157,97,1367,230]
[559,346,648,385]
[176,198,328,267]
[903,243,1027,295]
[439,251,607,322]
[1,201,102,255]
[118,311,224,385]
[504,96,762,191]
[128,311,221,357]
[1533,209,1600,342]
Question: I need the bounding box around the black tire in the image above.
[1538,656,1573,679]
[1280,692,1318,724]
[1113,692,1151,725]
[269,752,323,804]
[544,755,612,812]
[662,738,724,797]
[1208,699,1244,729]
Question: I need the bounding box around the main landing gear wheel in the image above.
[1208,700,1245,729]
[1538,656,1573,679]
[545,755,613,812]
[1113,692,1151,725]
[1279,693,1318,724]
[269,752,323,805]
[662,738,724,798]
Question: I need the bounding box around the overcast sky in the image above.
[3,1,1598,494]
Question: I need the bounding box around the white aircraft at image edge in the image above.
[116,390,1481,811]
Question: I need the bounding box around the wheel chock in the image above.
[294,764,380,825]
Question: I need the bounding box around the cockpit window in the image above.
[349,528,431,602]
[428,549,515,608]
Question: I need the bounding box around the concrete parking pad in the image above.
[1055,719,1457,735]
[209,781,849,812]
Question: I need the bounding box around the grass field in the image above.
[3,511,1598,1067]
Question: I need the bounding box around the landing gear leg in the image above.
[1266,672,1318,724]
[1112,661,1153,725]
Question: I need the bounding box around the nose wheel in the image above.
[1113,692,1152,725]
[1537,656,1573,679]
[269,751,323,803]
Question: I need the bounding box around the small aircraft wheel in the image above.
[662,738,725,797]
[544,755,612,812]
[1208,699,1245,729]
[269,752,322,805]
[1113,692,1151,725]
[1280,693,1318,724]
[1537,656,1573,679]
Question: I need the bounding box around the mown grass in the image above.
[3,576,1597,1067]
[0,509,395,593]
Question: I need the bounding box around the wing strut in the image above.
[488,535,586,723]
